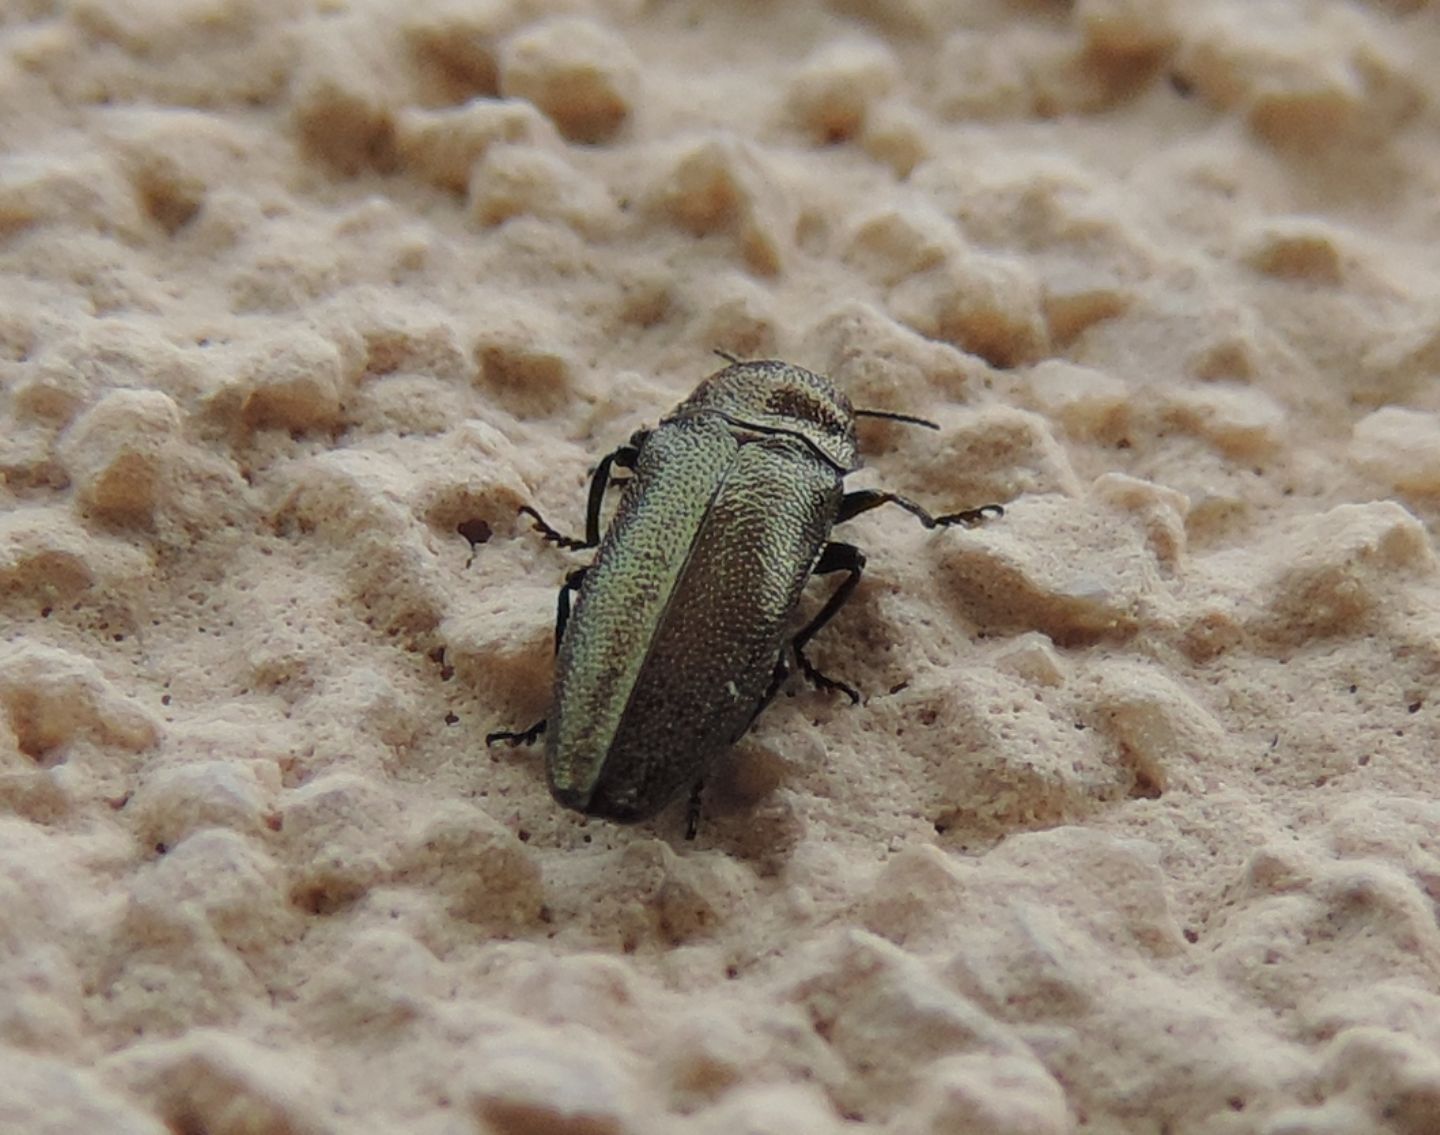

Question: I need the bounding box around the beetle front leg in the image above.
[837,489,1003,529]
[517,435,647,550]
[792,541,866,705]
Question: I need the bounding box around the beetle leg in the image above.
[486,718,546,747]
[685,779,704,840]
[935,503,1004,525]
[731,653,793,738]
[758,654,791,716]
[517,440,645,550]
[792,541,865,705]
[581,439,643,545]
[485,566,590,748]
[554,566,588,652]
[837,489,1003,529]
[516,505,583,550]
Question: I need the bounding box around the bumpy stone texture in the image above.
[2,1,1439,1134]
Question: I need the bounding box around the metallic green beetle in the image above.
[488,359,999,836]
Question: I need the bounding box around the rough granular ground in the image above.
[2,2,1439,1133]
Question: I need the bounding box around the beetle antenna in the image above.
[712,348,742,364]
[854,408,940,430]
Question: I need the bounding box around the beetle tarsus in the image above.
[794,645,861,704]
[837,490,1004,530]
[518,505,590,550]
[836,489,931,526]
[486,718,547,747]
[935,503,1005,526]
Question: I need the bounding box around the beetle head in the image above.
[668,360,860,471]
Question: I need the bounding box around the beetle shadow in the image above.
[675,738,810,872]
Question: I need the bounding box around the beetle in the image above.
[487,358,1000,837]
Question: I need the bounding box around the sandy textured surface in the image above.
[3,1,1440,1133]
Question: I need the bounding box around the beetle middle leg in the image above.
[792,483,1003,700]
[786,491,1002,702]
[517,435,647,550]
[485,565,589,747]
[791,541,866,704]
[551,565,587,652]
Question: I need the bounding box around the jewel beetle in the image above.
[487,358,1000,837]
